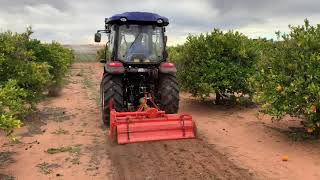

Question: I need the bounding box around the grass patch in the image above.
[75,129,84,133]
[22,107,71,137]
[81,69,93,89]
[36,162,60,174]
[46,145,82,165]
[0,174,14,180]
[266,125,319,142]
[75,54,97,62]
[46,145,81,154]
[82,78,92,89]
[287,127,318,141]
[80,68,101,106]
[71,156,80,165]
[66,44,102,62]
[0,152,16,167]
[51,128,69,135]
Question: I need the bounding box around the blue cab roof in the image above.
[106,12,169,26]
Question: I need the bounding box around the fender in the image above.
[159,62,177,75]
[104,61,125,74]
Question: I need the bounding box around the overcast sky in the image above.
[0,0,320,45]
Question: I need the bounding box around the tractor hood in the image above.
[106,12,169,26]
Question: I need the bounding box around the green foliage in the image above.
[170,29,258,101]
[0,114,22,135]
[0,28,74,136]
[0,80,28,114]
[0,80,27,135]
[0,29,52,102]
[27,40,74,87]
[96,46,109,60]
[250,19,320,132]
[46,145,81,154]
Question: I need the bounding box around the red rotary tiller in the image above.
[109,95,196,144]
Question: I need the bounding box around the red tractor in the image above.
[95,12,195,144]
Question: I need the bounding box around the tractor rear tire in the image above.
[101,74,124,127]
[158,74,179,113]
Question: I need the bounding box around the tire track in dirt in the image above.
[109,140,251,179]
[107,138,251,180]
[1,63,113,179]
[1,61,252,180]
[84,63,253,180]
[3,43,319,180]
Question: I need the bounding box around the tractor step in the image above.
[109,108,196,144]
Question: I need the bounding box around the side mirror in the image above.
[100,59,107,63]
[95,33,101,43]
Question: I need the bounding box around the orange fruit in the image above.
[282,155,288,161]
[276,85,283,92]
[307,128,313,134]
[311,105,317,113]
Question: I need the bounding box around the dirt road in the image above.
[0,63,252,180]
[2,52,320,179]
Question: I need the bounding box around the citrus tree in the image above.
[27,40,74,88]
[0,80,24,135]
[250,19,320,133]
[96,46,109,60]
[0,28,74,136]
[170,29,258,102]
[0,28,52,103]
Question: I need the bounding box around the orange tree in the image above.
[96,46,110,61]
[169,29,258,102]
[0,28,74,136]
[250,19,320,133]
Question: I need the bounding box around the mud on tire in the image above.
[101,74,124,126]
[158,74,179,113]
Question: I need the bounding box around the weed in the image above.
[46,145,82,165]
[0,152,15,167]
[46,145,81,154]
[287,127,317,141]
[51,128,69,135]
[75,129,84,133]
[81,70,93,89]
[36,162,60,174]
[0,174,14,180]
[71,156,80,165]
[80,68,100,106]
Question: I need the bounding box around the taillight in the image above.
[160,62,175,68]
[107,61,123,68]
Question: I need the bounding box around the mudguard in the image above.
[159,62,177,75]
[104,61,125,74]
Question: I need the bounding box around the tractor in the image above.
[95,12,195,144]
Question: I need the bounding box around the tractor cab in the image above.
[95,12,169,64]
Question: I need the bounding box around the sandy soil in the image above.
[180,95,320,180]
[0,63,251,180]
[1,61,320,180]
[1,63,112,180]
